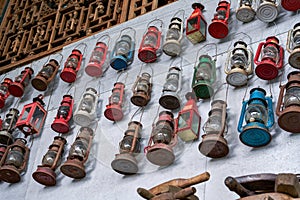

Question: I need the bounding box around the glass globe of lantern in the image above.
[287,23,300,69]
[236,0,256,23]
[0,108,19,145]
[8,67,34,97]
[281,0,300,11]
[256,0,279,23]
[0,78,12,109]
[131,72,152,107]
[163,17,183,57]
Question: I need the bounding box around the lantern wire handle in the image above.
[195,43,218,67]
[172,9,185,21]
[0,73,7,83]
[118,27,136,41]
[146,18,163,32]
[116,70,129,84]
[73,42,88,55]
[65,82,76,97]
[51,53,64,65]
[96,34,110,44]
[130,106,145,123]
[169,56,183,71]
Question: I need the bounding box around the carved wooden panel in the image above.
[0,0,177,74]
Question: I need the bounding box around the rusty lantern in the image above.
[276,71,300,133]
[16,94,47,137]
[0,78,13,109]
[236,0,256,23]
[104,82,125,121]
[51,95,74,134]
[254,36,284,80]
[287,23,300,69]
[225,41,253,87]
[186,3,207,44]
[281,0,300,11]
[60,127,93,179]
[199,100,229,158]
[32,136,66,186]
[0,108,19,146]
[256,0,279,23]
[177,92,201,142]
[145,111,177,166]
[31,59,60,91]
[208,0,231,39]
[60,49,83,83]
[111,121,142,175]
[8,67,34,97]
[131,72,152,107]
[0,144,7,161]
[138,20,163,63]
[0,138,30,183]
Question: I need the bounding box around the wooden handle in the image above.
[225,176,255,197]
[174,187,197,199]
[137,187,155,199]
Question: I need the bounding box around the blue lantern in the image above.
[110,27,136,71]
[237,88,274,147]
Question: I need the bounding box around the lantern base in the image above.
[131,93,150,107]
[60,69,77,83]
[104,105,124,121]
[289,48,300,69]
[199,134,229,158]
[146,144,175,166]
[162,40,181,57]
[8,82,24,97]
[239,123,271,147]
[111,153,138,175]
[0,130,14,145]
[51,119,70,134]
[159,92,180,110]
[208,21,228,39]
[278,107,300,133]
[73,111,94,127]
[193,83,214,99]
[255,62,278,80]
[256,2,279,23]
[0,165,21,183]
[31,76,48,91]
[281,0,300,11]
[60,159,86,179]
[110,56,129,71]
[32,166,56,186]
[138,48,158,63]
[85,63,103,77]
[226,68,248,87]
[236,5,256,23]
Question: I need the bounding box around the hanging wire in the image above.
[74,42,88,55]
[116,70,129,84]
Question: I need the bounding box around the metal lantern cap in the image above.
[234,40,247,47]
[192,3,205,10]
[249,87,267,105]
[266,36,279,44]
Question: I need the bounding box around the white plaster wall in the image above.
[0,0,300,199]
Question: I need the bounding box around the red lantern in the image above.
[281,0,300,12]
[15,94,47,137]
[60,49,83,83]
[254,36,284,80]
[8,67,34,97]
[186,3,207,44]
[0,144,6,161]
[85,35,109,77]
[208,0,231,39]
[104,82,125,121]
[51,95,74,134]
[176,92,201,142]
[0,78,13,109]
[138,20,163,63]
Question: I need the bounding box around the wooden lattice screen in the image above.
[0,0,176,73]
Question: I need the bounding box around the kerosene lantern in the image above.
[159,66,182,110]
[0,108,19,145]
[238,88,274,147]
[254,36,284,80]
[0,144,6,161]
[31,58,60,91]
[208,0,231,39]
[138,20,163,63]
[276,71,300,133]
[111,121,142,175]
[287,23,300,69]
[110,27,135,71]
[225,41,253,87]
[15,94,47,137]
[85,35,110,77]
[199,100,229,158]
[32,136,66,186]
[131,72,152,107]
[281,0,300,11]
[0,78,13,109]
[73,87,99,127]
[186,3,207,44]
[51,95,74,134]
[145,111,177,166]
[192,54,216,99]
[177,92,201,142]
[104,82,125,121]
[163,15,184,57]
[60,44,86,83]
[0,138,30,183]
[236,0,256,23]
[256,0,279,23]
[8,67,34,97]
